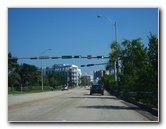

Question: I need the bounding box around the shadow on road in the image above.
[69,93,119,100]
[70,96,119,100]
[78,105,141,110]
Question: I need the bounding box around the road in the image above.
[8,87,157,122]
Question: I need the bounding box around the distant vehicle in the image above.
[90,84,104,95]
[61,85,68,91]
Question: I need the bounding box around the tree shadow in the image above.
[70,93,119,100]
[78,105,141,110]
[70,96,119,100]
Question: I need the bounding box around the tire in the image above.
[90,92,92,95]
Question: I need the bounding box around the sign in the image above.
[62,55,72,59]
[110,48,116,54]
[39,56,49,59]
[87,55,92,59]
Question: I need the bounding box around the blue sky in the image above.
[8,8,158,75]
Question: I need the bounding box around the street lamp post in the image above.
[40,49,51,91]
[97,15,119,81]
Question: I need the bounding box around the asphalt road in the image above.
[8,87,157,122]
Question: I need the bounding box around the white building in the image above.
[44,64,82,86]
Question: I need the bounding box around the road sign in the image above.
[39,56,49,59]
[87,55,92,59]
[62,55,72,59]
[110,48,116,54]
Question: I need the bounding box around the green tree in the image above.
[120,38,149,96]
[47,74,66,87]
[49,76,57,86]
[17,63,40,86]
[146,33,158,106]
[99,75,116,94]
[106,41,121,72]
[8,72,21,90]
[8,52,18,73]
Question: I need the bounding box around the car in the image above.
[61,85,68,91]
[90,84,104,95]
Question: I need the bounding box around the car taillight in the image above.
[101,88,104,91]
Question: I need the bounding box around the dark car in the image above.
[90,84,104,95]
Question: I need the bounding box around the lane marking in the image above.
[8,92,72,111]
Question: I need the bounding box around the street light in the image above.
[40,49,51,91]
[97,15,119,81]
[97,15,118,43]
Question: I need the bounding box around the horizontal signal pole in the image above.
[8,55,110,60]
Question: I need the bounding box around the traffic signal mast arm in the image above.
[8,55,110,60]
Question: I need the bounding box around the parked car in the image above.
[90,84,104,95]
[61,85,68,91]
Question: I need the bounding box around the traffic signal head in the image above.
[81,65,85,67]
[87,64,94,67]
[97,56,104,59]
[74,55,82,58]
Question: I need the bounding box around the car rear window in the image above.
[92,85,102,88]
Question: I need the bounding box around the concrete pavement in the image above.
[8,87,157,122]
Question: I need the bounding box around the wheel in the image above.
[90,92,92,95]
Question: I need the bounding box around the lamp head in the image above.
[97,15,102,18]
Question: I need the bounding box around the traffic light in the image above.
[30,57,38,60]
[87,64,94,67]
[51,56,59,59]
[97,55,104,59]
[62,55,72,59]
[74,55,82,58]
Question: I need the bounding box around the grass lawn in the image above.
[8,89,54,94]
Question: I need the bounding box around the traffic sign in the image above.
[87,55,92,59]
[39,56,49,59]
[62,55,72,59]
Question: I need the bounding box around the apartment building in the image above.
[44,64,82,86]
